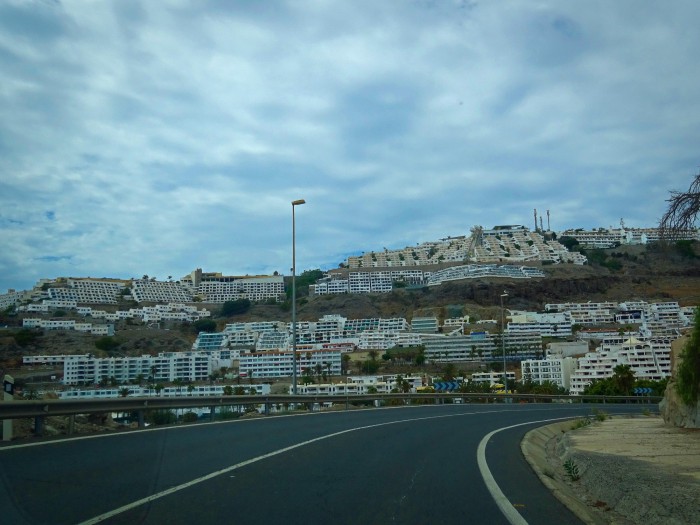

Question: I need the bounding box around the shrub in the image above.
[182,412,198,423]
[564,458,581,481]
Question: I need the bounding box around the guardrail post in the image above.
[264,399,270,416]
[345,395,349,411]
[210,406,215,421]
[34,416,44,437]
[137,410,145,428]
[2,374,14,441]
[68,414,75,435]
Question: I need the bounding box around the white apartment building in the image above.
[356,331,406,351]
[0,289,23,309]
[313,269,433,295]
[470,371,517,386]
[181,269,284,303]
[24,354,90,366]
[62,352,216,385]
[411,317,439,333]
[545,301,618,313]
[560,227,699,246]
[311,278,350,295]
[568,336,673,395]
[294,374,424,395]
[238,349,342,378]
[58,383,271,399]
[422,329,541,363]
[22,318,115,335]
[507,311,572,338]
[546,341,589,358]
[47,278,129,304]
[225,321,285,333]
[521,357,577,390]
[422,332,496,362]
[442,316,471,332]
[131,279,193,303]
[426,264,546,285]
[348,272,388,294]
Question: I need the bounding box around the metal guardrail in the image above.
[0,392,662,420]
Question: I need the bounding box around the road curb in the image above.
[521,420,606,525]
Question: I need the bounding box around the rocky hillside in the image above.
[1,242,698,364]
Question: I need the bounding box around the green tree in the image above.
[13,329,39,347]
[341,354,351,375]
[301,368,315,385]
[223,385,234,395]
[286,269,324,299]
[193,319,217,333]
[360,360,380,374]
[612,364,635,395]
[583,378,619,396]
[221,299,252,316]
[676,307,700,406]
[441,363,457,381]
[95,336,120,352]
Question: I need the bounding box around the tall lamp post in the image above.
[500,291,508,393]
[291,199,305,395]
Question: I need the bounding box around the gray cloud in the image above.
[1,0,699,292]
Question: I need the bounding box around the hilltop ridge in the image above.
[1,243,698,362]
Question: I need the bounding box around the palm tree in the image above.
[613,364,635,395]
[342,354,351,374]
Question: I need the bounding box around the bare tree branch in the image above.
[660,171,700,239]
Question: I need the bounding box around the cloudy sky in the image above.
[2,0,699,293]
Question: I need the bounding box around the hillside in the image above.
[1,242,699,364]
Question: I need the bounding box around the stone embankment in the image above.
[523,415,700,525]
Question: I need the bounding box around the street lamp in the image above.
[500,291,508,393]
[291,199,305,395]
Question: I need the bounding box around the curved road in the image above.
[0,403,644,524]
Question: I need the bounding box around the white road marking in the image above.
[78,408,516,524]
[476,416,576,525]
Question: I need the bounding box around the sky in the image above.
[2,0,700,293]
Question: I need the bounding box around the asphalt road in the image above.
[0,403,645,525]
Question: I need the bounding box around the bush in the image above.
[676,307,700,406]
[13,329,39,347]
[182,412,198,423]
[193,319,217,333]
[95,336,120,352]
[221,299,252,316]
[148,410,176,425]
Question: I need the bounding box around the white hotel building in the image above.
[506,311,572,338]
[568,336,673,395]
[61,352,226,385]
[181,268,285,303]
[238,349,342,379]
[47,278,130,304]
[521,357,578,390]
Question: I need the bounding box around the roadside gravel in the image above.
[523,415,700,525]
